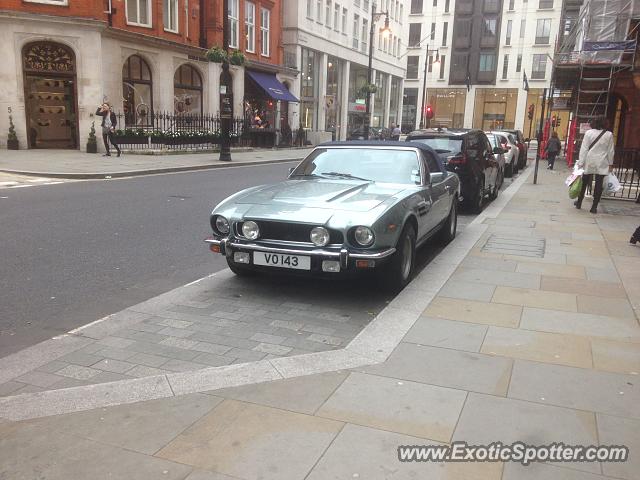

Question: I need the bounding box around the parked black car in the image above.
[406,128,502,212]
[347,127,387,141]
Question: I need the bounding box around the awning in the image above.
[247,71,299,103]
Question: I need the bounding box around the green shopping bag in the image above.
[569,176,582,199]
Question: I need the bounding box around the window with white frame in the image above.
[505,19,512,45]
[532,53,547,78]
[245,2,255,52]
[520,18,526,38]
[25,0,68,5]
[307,0,313,18]
[326,0,332,28]
[342,7,347,33]
[362,19,369,53]
[316,0,322,22]
[261,8,270,56]
[535,18,551,44]
[163,0,178,32]
[127,0,151,27]
[334,3,340,31]
[353,14,360,49]
[502,54,509,78]
[229,0,239,48]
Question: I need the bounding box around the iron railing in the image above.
[111,111,248,150]
[610,148,640,201]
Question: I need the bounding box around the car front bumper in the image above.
[205,237,396,273]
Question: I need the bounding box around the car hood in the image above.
[232,179,405,215]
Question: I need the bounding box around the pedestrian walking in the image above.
[390,123,401,141]
[574,116,614,214]
[545,131,561,170]
[95,103,121,157]
[630,225,640,245]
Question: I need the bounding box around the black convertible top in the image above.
[317,140,446,172]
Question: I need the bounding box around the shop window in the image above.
[122,55,153,126]
[229,0,239,48]
[174,64,203,117]
[163,0,178,32]
[300,48,317,129]
[532,54,547,79]
[535,19,551,44]
[126,0,151,27]
[424,88,466,128]
[261,8,270,56]
[402,87,419,132]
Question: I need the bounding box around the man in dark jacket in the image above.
[95,103,121,157]
[545,131,561,170]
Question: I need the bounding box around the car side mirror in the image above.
[430,172,445,184]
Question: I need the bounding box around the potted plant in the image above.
[206,46,227,63]
[7,111,18,150]
[229,50,246,66]
[86,121,97,153]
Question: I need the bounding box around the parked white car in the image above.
[491,131,519,178]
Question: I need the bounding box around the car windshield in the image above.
[292,148,421,184]
[408,137,463,156]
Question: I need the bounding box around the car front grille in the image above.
[236,220,344,245]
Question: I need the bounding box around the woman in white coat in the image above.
[575,116,615,213]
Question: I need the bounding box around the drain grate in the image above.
[482,234,546,258]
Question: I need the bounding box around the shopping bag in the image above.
[604,173,622,195]
[565,167,584,187]
[569,176,582,199]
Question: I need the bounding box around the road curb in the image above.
[0,167,533,421]
[0,157,304,180]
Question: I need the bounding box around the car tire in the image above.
[379,223,416,291]
[504,162,513,178]
[437,197,457,245]
[226,258,256,277]
[512,158,519,175]
[490,175,500,200]
[470,177,485,213]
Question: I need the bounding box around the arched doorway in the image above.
[122,55,153,127]
[22,41,78,149]
[174,64,203,115]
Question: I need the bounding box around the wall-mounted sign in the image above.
[220,94,233,119]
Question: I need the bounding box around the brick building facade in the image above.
[0,0,296,150]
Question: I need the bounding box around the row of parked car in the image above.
[404,127,529,212]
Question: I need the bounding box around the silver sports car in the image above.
[206,141,460,289]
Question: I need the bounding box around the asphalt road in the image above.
[0,162,495,356]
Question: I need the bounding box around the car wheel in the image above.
[437,197,457,245]
[504,162,513,178]
[512,158,519,175]
[471,177,485,213]
[226,257,256,277]
[379,223,416,291]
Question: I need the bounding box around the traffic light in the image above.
[527,104,535,120]
[552,115,557,127]
[425,105,434,120]
[556,116,561,128]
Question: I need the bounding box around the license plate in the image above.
[253,252,311,270]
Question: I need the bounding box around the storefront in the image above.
[244,69,299,146]
[401,87,418,133]
[473,88,519,131]
[300,47,319,130]
[22,41,79,149]
[373,72,387,128]
[424,89,466,128]
[325,56,343,140]
[347,63,369,135]
[388,77,401,128]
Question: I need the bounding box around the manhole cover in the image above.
[482,234,546,258]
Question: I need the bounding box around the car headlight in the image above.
[354,226,374,246]
[242,220,260,240]
[310,227,330,247]
[213,215,230,235]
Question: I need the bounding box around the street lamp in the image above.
[364,3,391,140]
[219,0,233,162]
[419,45,440,129]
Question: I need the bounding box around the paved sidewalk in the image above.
[0,147,312,178]
[1,162,639,480]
